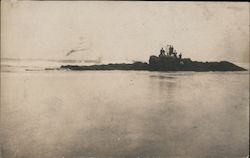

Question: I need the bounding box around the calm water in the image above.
[1,70,249,158]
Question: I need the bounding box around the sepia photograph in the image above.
[1,1,249,158]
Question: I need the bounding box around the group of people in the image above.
[160,46,182,59]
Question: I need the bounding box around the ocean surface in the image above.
[0,60,249,158]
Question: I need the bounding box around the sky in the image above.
[1,1,249,63]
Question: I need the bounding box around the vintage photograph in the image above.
[1,1,249,158]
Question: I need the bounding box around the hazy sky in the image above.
[1,1,249,63]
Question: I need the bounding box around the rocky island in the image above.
[60,45,246,72]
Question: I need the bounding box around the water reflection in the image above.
[1,71,249,158]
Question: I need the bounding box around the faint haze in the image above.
[1,1,249,63]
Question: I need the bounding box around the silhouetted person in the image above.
[179,53,182,59]
[174,53,177,58]
[169,45,174,56]
[160,47,165,56]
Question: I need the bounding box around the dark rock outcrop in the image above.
[60,46,247,72]
[148,55,246,71]
[61,62,149,71]
[60,59,246,71]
